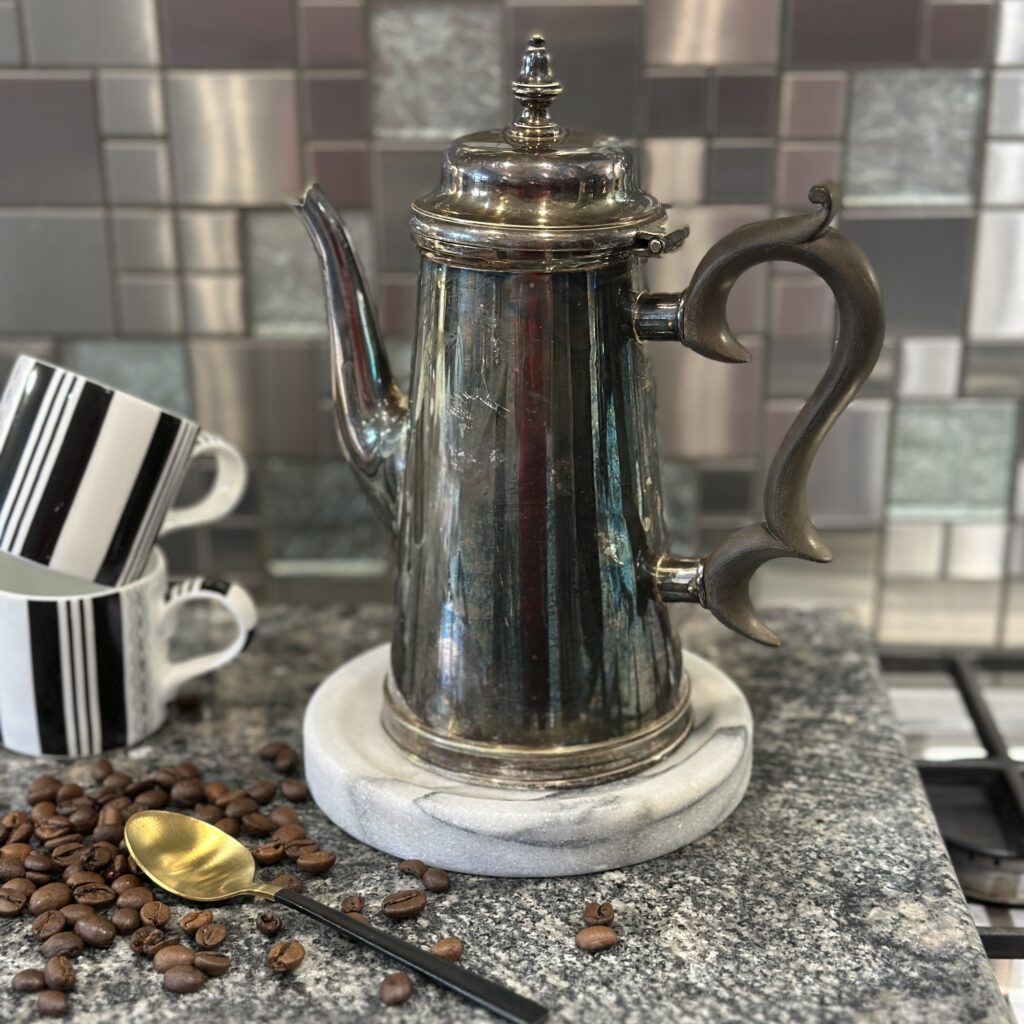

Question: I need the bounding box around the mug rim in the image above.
[0,546,165,602]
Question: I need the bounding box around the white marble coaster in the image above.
[303,644,752,877]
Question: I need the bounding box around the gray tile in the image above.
[303,73,368,139]
[183,275,245,334]
[168,72,301,205]
[309,144,371,208]
[373,1,502,140]
[23,0,158,64]
[789,0,922,65]
[779,72,847,139]
[964,344,1024,398]
[989,71,1024,135]
[378,147,443,271]
[947,523,1009,581]
[970,211,1024,339]
[117,274,182,335]
[646,72,707,136]
[997,1,1024,65]
[1006,584,1024,646]
[889,400,1018,519]
[177,210,240,271]
[300,2,365,68]
[97,72,164,135]
[775,142,842,208]
[112,210,176,271]
[0,75,102,202]
[63,339,192,416]
[898,338,962,397]
[378,274,418,339]
[707,142,774,204]
[983,142,1024,204]
[698,466,753,516]
[880,580,1002,646]
[0,4,20,64]
[104,141,171,204]
[711,74,776,136]
[843,216,973,335]
[644,139,705,205]
[883,524,944,579]
[159,0,294,68]
[846,70,984,205]
[508,5,642,138]
[0,211,113,333]
[770,275,835,337]
[767,338,831,398]
[646,0,781,65]
[928,2,993,63]
[1014,524,1024,574]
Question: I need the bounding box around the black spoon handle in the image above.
[273,889,548,1024]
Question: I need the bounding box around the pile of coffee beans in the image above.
[575,901,618,952]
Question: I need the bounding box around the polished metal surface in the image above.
[112,210,176,271]
[645,0,782,66]
[22,0,159,65]
[97,71,165,136]
[183,274,245,334]
[117,273,182,334]
[104,140,172,204]
[177,210,240,271]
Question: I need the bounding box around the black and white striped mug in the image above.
[0,546,257,757]
[0,355,247,586]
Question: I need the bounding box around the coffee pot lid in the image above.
[410,35,668,267]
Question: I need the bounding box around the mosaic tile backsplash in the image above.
[0,0,1022,647]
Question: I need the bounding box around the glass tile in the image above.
[646,0,781,65]
[646,72,707,137]
[644,139,705,205]
[898,338,962,397]
[846,70,984,205]
[964,345,1024,399]
[997,1,1024,65]
[970,211,1024,339]
[889,400,1018,520]
[989,71,1024,135]
[883,523,944,579]
[371,1,502,140]
[927,2,993,64]
[779,72,847,139]
[880,580,1002,646]
[947,522,1009,580]
[983,141,1024,204]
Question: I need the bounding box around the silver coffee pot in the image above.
[295,36,884,788]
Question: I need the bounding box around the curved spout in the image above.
[291,183,407,534]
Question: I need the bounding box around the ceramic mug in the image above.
[0,355,247,586]
[0,546,257,757]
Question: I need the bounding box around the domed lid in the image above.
[410,35,672,268]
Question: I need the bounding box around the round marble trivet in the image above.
[303,644,752,877]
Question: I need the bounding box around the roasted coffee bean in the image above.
[35,816,73,842]
[340,894,364,914]
[268,806,299,828]
[575,925,617,951]
[280,778,309,802]
[204,781,229,802]
[11,967,46,992]
[379,972,414,1006]
[194,951,230,977]
[271,823,305,845]
[169,779,205,807]
[96,804,124,828]
[273,747,299,774]
[398,859,426,878]
[241,812,275,837]
[31,803,57,825]
[43,955,75,991]
[214,788,246,808]
[73,882,115,909]
[24,850,56,874]
[129,926,169,957]
[252,841,285,866]
[215,817,240,837]
[33,910,67,940]
[59,904,95,926]
[225,796,259,820]
[422,867,450,894]
[111,907,140,935]
[284,839,318,861]
[430,937,464,962]
[259,741,285,760]
[266,940,304,973]
[180,909,213,936]
[0,854,25,881]
[269,873,302,894]
[2,810,28,829]
[347,911,369,924]
[110,874,139,895]
[256,912,282,936]
[40,931,83,959]
[139,900,170,927]
[65,870,103,889]
[583,901,614,927]
[56,784,83,802]
[37,989,69,1016]
[29,882,72,915]
[116,885,152,910]
[91,758,113,782]
[163,965,206,994]
[2,840,32,859]
[74,914,116,948]
[153,945,194,973]
[67,807,97,833]
[247,781,276,804]
[49,842,84,867]
[175,761,200,779]
[193,803,221,825]
[381,890,426,920]
[194,922,227,949]
[13,873,43,891]
[0,889,26,917]
[102,772,132,790]
[296,850,335,875]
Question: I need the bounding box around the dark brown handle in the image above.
[648,184,885,645]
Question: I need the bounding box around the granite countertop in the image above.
[0,606,1010,1023]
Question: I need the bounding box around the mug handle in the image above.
[160,431,248,535]
[159,576,258,695]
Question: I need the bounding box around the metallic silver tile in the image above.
[23,0,158,65]
[0,211,113,333]
[883,524,944,579]
[97,72,164,136]
[309,143,371,208]
[0,75,102,202]
[159,0,294,68]
[770,274,835,337]
[372,1,502,139]
[997,1,1024,65]
[117,274,182,335]
[167,73,301,205]
[775,142,842,208]
[767,339,830,398]
[846,70,984,205]
[989,71,1024,135]
[964,344,1024,398]
[711,74,776,136]
[104,141,171,204]
[1006,584,1024,646]
[970,211,1024,339]
[303,73,368,139]
[646,71,707,136]
[898,337,962,397]
[789,0,921,65]
[779,72,847,138]
[928,2,992,64]
[763,398,891,525]
[698,465,754,516]
[706,142,774,204]
[177,210,240,271]
[0,4,20,64]
[1013,523,1024,573]
[879,581,1002,646]
[378,147,445,272]
[983,141,1024,204]
[646,0,781,65]
[300,2,365,68]
[947,523,1009,581]
[183,274,245,335]
[1017,460,1024,518]
[643,139,705,205]
[112,210,176,271]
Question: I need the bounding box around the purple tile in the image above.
[776,142,842,207]
[927,3,993,64]
[160,0,294,67]
[378,275,418,338]
[303,74,368,138]
[300,3,365,68]
[788,0,922,65]
[646,73,707,136]
[712,74,777,136]
[707,143,774,203]
[378,148,439,271]
[309,144,370,207]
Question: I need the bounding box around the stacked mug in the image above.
[0,355,257,758]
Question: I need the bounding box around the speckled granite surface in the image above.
[0,606,1009,1023]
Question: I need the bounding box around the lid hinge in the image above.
[634,227,689,257]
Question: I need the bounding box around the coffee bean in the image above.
[241,812,275,837]
[194,922,227,949]
[379,972,414,1005]
[4,876,36,897]
[296,850,335,875]
[153,944,195,973]
[35,816,73,842]
[48,844,83,869]
[430,937,464,962]
[42,956,75,992]
[266,940,304,973]
[193,803,221,825]
[214,788,246,808]
[175,761,200,779]
[273,747,299,774]
[129,925,163,955]
[110,874,139,895]
[340,894,364,914]
[268,806,299,828]
[215,817,240,837]
[169,779,205,808]
[256,912,281,936]
[422,867,449,893]
[180,909,213,936]
[111,907,140,935]
[398,859,426,878]
[259,741,285,760]
[2,839,32,858]
[37,989,69,1016]
[252,841,285,866]
[348,912,369,924]
[74,915,116,948]
[73,882,115,909]
[194,951,230,977]
[91,758,113,782]
[381,890,426,920]
[247,781,276,805]
[269,873,303,894]
[224,796,259,820]
[24,850,56,874]
[33,910,67,941]
[60,904,95,926]
[163,965,206,994]
[271,824,305,845]
[102,772,132,790]
[116,885,153,910]
[134,789,168,810]
[575,925,617,951]
[11,968,46,992]
[0,889,26,917]
[140,900,170,927]
[284,839,318,861]
[40,932,83,959]
[0,854,25,881]
[204,781,228,802]
[65,870,103,890]
[583,901,614,927]
[280,779,309,802]
[96,804,123,828]
[30,803,56,825]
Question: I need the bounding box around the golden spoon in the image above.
[125,810,547,1023]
